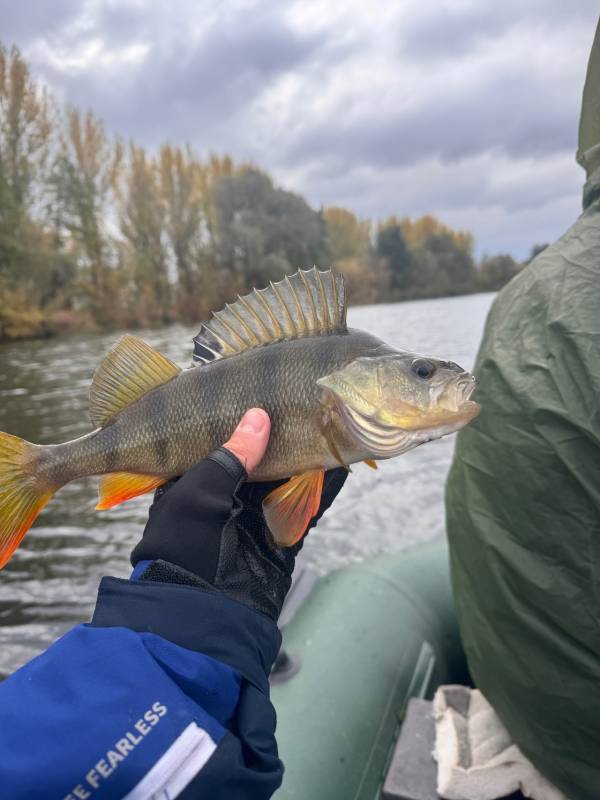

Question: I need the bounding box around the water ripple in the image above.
[0,292,494,675]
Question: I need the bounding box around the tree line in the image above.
[0,44,542,341]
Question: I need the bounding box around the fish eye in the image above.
[411,358,436,380]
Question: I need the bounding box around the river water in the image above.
[0,292,494,677]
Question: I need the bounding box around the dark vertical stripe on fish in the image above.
[151,387,170,472]
[103,424,120,473]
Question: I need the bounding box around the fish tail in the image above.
[0,431,56,569]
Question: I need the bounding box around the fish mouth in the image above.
[435,373,479,418]
[458,398,480,421]
[455,375,480,421]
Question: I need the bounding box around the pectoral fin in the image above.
[96,472,166,510]
[263,469,325,547]
[364,459,378,470]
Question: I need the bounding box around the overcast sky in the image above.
[4,1,599,257]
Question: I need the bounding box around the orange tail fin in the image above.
[0,432,54,569]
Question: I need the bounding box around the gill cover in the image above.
[317,357,419,458]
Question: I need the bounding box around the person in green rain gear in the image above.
[446,22,600,800]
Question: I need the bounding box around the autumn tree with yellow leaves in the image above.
[0,44,522,341]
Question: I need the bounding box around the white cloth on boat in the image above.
[433,686,568,800]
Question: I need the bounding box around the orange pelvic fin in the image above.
[0,431,55,569]
[96,472,166,510]
[263,469,325,547]
[364,458,378,470]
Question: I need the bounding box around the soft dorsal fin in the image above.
[192,267,346,365]
[90,335,181,427]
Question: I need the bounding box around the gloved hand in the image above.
[131,408,347,621]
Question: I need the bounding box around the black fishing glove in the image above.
[131,448,347,622]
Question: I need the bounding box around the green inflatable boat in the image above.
[270,538,468,800]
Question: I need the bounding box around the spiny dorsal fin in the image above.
[90,335,181,427]
[192,267,346,365]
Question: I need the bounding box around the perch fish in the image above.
[0,268,479,568]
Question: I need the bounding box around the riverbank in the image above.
[0,284,495,344]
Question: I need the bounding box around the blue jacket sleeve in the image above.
[0,575,283,800]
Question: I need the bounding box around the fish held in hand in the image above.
[0,268,479,567]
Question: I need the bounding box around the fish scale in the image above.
[0,268,480,568]
[70,331,383,482]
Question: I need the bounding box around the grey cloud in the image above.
[400,6,515,60]
[0,0,82,43]
[296,148,580,224]
[40,1,330,151]
[95,2,155,43]
[400,2,599,61]
[281,67,578,179]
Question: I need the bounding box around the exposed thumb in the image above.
[223,408,271,474]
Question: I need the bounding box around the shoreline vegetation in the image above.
[0,44,545,343]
